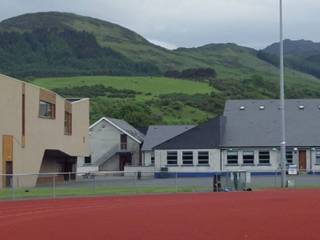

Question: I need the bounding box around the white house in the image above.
[77,117,144,172]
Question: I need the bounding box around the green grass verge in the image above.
[0,186,211,200]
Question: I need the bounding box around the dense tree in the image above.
[0,29,161,78]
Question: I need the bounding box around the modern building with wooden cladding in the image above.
[0,74,90,188]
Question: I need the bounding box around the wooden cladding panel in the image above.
[2,135,13,162]
[22,83,26,147]
[40,89,56,104]
[65,101,72,113]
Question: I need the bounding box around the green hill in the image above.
[31,76,215,126]
[259,39,320,78]
[0,12,319,84]
[3,12,320,126]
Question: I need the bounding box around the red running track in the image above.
[0,190,319,240]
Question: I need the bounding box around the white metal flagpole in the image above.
[279,0,287,188]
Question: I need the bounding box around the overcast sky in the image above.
[1,0,319,49]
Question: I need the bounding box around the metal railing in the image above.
[0,170,320,201]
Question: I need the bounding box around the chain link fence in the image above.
[1,170,320,200]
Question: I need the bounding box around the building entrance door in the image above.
[299,150,307,171]
[2,135,13,187]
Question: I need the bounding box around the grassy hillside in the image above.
[31,74,320,127]
[4,12,320,126]
[1,11,320,88]
[32,76,212,96]
[259,39,320,78]
[31,76,214,126]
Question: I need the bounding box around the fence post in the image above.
[175,172,178,193]
[93,173,96,195]
[53,175,56,199]
[11,175,15,201]
[134,171,137,195]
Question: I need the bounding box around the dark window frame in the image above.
[120,134,127,150]
[316,149,320,165]
[84,156,92,164]
[182,151,193,165]
[259,151,270,164]
[167,151,178,165]
[39,100,56,119]
[243,151,254,164]
[286,151,293,164]
[198,151,209,165]
[64,111,72,135]
[227,151,238,165]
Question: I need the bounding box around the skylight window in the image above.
[240,106,245,110]
[259,105,265,110]
[298,105,305,110]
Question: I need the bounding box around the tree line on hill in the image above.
[0,29,160,78]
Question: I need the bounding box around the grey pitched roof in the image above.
[141,125,195,151]
[155,117,226,150]
[107,117,145,142]
[90,117,145,143]
[223,99,320,147]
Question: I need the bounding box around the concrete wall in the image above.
[86,119,141,170]
[100,154,119,171]
[0,74,89,187]
[154,149,220,172]
[221,149,279,172]
[143,151,154,166]
[154,147,320,174]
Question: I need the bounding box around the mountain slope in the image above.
[0,11,318,84]
[2,12,320,103]
[259,39,320,78]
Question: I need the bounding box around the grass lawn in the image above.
[31,76,212,96]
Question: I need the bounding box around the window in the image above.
[227,151,238,165]
[84,156,92,164]
[259,151,270,164]
[64,112,72,135]
[286,151,293,164]
[120,134,127,150]
[151,153,155,165]
[182,151,193,165]
[243,151,254,165]
[39,101,55,119]
[167,151,178,165]
[198,151,209,165]
[316,150,320,165]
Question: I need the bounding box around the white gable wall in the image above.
[88,120,141,168]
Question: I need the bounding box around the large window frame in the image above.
[39,100,55,119]
[316,149,320,165]
[198,151,209,165]
[84,156,92,164]
[259,151,270,165]
[167,151,178,165]
[182,151,193,165]
[227,151,238,165]
[64,111,72,135]
[120,134,127,150]
[286,151,293,164]
[243,151,254,165]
